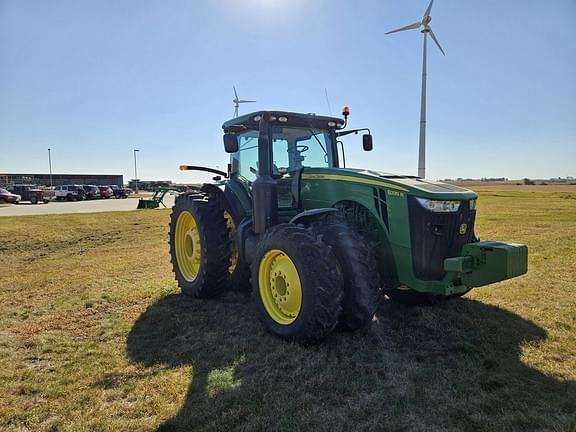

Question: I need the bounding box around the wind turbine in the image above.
[386,0,445,179]
[232,86,256,118]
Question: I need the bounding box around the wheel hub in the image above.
[175,211,202,282]
[185,231,195,256]
[258,249,302,325]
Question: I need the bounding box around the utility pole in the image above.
[133,149,140,193]
[48,148,53,186]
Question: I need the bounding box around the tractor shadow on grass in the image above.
[126,293,576,431]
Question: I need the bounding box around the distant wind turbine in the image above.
[386,0,445,179]
[232,86,256,118]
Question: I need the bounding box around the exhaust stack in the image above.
[252,114,278,234]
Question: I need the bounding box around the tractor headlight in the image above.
[416,198,461,212]
[470,199,477,211]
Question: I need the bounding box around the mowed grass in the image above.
[0,189,575,432]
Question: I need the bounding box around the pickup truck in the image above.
[8,184,50,204]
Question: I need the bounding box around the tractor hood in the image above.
[302,168,477,200]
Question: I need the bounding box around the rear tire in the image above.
[30,196,38,204]
[310,214,381,330]
[223,210,251,291]
[205,189,251,291]
[169,193,231,298]
[251,224,344,344]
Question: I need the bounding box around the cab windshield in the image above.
[233,127,333,184]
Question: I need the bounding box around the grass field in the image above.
[0,188,575,431]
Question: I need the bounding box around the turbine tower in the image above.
[232,86,256,118]
[386,0,445,179]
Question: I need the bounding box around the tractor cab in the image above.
[222,110,373,225]
[223,109,371,177]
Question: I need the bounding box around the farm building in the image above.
[0,173,124,187]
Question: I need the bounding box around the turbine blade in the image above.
[424,0,434,16]
[385,21,421,35]
[233,86,238,100]
[238,100,256,103]
[429,29,445,55]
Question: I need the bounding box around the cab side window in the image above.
[233,132,259,184]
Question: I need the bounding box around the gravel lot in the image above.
[0,195,176,217]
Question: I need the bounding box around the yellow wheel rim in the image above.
[223,210,238,274]
[175,210,201,282]
[258,249,302,325]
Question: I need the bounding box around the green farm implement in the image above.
[137,188,179,209]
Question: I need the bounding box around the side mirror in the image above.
[223,134,239,153]
[362,134,373,151]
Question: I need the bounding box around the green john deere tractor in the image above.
[169,108,528,343]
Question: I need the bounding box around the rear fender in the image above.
[200,182,252,264]
[199,183,245,221]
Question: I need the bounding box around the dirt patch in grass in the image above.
[12,304,111,340]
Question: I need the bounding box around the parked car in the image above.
[109,185,130,199]
[98,186,114,199]
[54,185,86,201]
[0,188,21,203]
[8,184,50,204]
[82,185,101,199]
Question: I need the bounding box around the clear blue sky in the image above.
[1,0,574,183]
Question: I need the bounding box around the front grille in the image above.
[408,196,477,280]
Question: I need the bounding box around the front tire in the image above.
[251,224,344,344]
[200,190,251,291]
[310,214,381,330]
[30,196,38,204]
[169,193,231,298]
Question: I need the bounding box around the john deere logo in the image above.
[459,223,467,235]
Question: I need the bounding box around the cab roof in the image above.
[222,111,345,132]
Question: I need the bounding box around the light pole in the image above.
[48,148,53,186]
[133,149,140,193]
